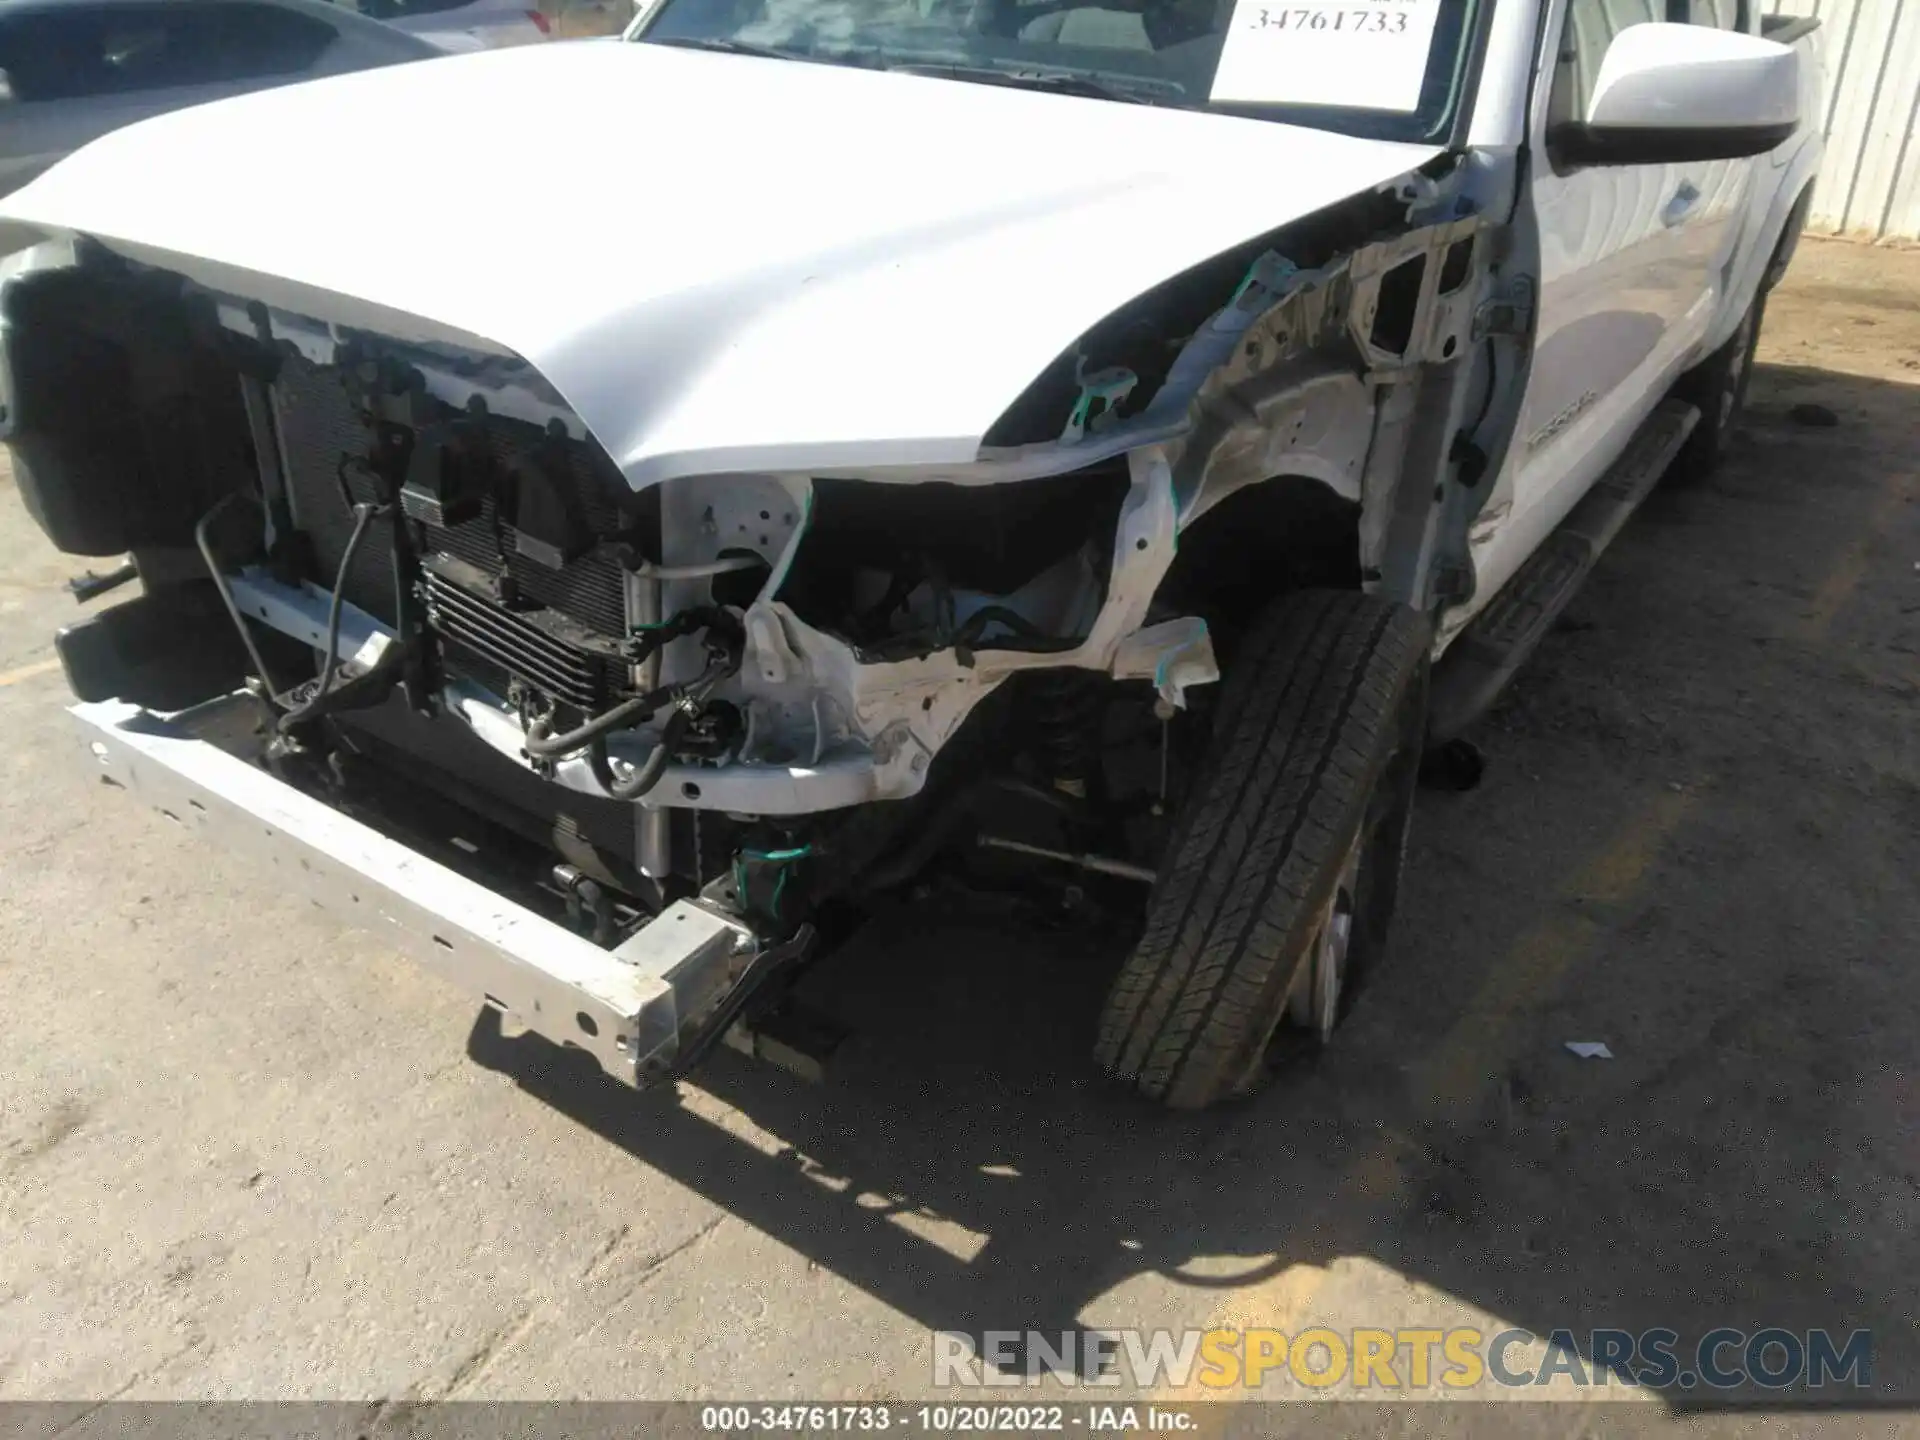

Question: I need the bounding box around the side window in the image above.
[104,5,339,89]
[0,3,335,102]
[0,13,123,101]
[1673,1,1743,28]
[206,4,338,79]
[1547,0,1667,130]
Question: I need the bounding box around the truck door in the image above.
[1471,0,1751,606]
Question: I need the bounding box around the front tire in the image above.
[1668,288,1767,485]
[1094,590,1430,1109]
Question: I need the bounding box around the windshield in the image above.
[631,0,1480,142]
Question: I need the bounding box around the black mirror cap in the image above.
[1549,120,1798,168]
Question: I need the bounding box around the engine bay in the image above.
[4,246,1227,959]
[0,128,1519,1096]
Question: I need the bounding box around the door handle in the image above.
[1662,182,1702,228]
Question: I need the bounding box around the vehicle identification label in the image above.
[1209,0,1442,113]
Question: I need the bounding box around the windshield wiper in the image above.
[884,61,1180,107]
[645,34,894,72]
[644,35,802,62]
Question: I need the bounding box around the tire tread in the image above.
[1094,589,1429,1108]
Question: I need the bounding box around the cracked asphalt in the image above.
[2,238,1918,1430]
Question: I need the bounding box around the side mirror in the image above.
[1553,22,1800,167]
[0,69,15,106]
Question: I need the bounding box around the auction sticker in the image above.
[1209,0,1442,112]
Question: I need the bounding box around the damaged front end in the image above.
[0,146,1516,1085]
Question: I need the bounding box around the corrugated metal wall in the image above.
[1770,0,1920,239]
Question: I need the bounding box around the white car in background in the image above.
[0,0,440,198]
[345,0,553,51]
[340,0,636,50]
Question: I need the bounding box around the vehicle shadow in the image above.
[469,359,1920,1408]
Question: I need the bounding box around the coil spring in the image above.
[1031,671,1107,798]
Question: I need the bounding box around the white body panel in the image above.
[1463,0,1545,149]
[1471,159,1742,611]
[0,40,1441,490]
[1454,4,1821,643]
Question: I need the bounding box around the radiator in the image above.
[273,357,635,709]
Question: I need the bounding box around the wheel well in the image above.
[1156,476,1361,648]
[1764,182,1816,292]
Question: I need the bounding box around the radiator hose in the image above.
[529,639,737,811]
[587,707,691,802]
[525,685,665,760]
[522,606,733,760]
[524,645,732,760]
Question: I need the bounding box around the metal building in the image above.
[1771,0,1920,240]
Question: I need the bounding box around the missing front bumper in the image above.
[72,693,768,1089]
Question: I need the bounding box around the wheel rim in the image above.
[1309,833,1363,1041]
[1281,679,1423,1050]
[1288,829,1364,1042]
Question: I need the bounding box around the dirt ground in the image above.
[1,237,1918,1432]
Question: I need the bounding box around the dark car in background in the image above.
[0,0,441,197]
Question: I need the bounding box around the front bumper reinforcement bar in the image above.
[72,694,771,1089]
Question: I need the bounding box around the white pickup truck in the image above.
[0,0,1822,1109]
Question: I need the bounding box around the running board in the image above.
[1429,400,1699,743]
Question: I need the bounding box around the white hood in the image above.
[0,41,1441,487]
